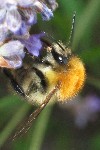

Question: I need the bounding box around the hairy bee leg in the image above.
[3,69,25,97]
[11,84,59,141]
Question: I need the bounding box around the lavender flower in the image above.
[41,3,53,20]
[0,0,53,35]
[20,33,45,57]
[33,1,53,21]
[19,9,37,26]
[0,2,22,33]
[0,40,25,68]
[0,32,45,68]
[66,95,100,128]
[0,25,10,43]
[45,0,58,10]
[14,21,30,36]
[0,0,56,69]
[17,0,33,7]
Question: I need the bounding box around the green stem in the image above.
[87,76,100,90]
[29,105,53,150]
[73,0,100,50]
[0,103,31,147]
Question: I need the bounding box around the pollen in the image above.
[57,56,86,101]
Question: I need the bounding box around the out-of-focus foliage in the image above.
[0,0,100,150]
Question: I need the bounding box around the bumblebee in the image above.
[3,13,86,139]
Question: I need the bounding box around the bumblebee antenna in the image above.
[66,11,76,48]
[11,84,59,141]
[42,32,65,51]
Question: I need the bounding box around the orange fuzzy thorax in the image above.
[57,56,86,101]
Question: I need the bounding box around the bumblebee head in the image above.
[51,42,72,65]
[46,12,76,66]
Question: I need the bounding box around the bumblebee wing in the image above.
[11,85,58,141]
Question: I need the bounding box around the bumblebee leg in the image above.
[3,69,25,97]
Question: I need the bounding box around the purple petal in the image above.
[20,9,37,25]
[46,0,58,11]
[3,55,23,69]
[0,40,25,58]
[14,21,29,35]
[0,40,25,69]
[41,3,53,21]
[25,10,37,25]
[85,95,100,112]
[17,0,33,7]
[33,1,53,21]
[0,9,6,24]
[6,8,22,33]
[20,33,45,56]
[5,0,17,6]
[0,25,9,42]
[27,13,37,25]
[0,1,6,7]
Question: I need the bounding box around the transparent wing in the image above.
[10,84,58,141]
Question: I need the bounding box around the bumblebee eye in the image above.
[58,56,63,62]
[58,56,68,64]
[52,49,67,64]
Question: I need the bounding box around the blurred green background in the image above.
[0,0,100,149]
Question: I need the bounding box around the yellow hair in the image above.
[58,56,86,101]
